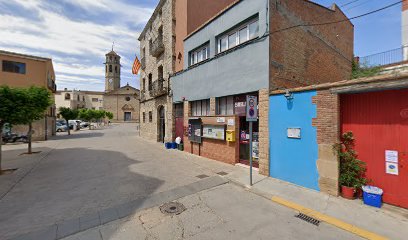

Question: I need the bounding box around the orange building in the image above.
[0,50,57,140]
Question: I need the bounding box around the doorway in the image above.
[124,112,132,121]
[341,89,408,208]
[174,103,184,141]
[158,106,165,143]
[238,116,259,168]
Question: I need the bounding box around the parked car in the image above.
[80,121,89,128]
[56,123,68,132]
[1,131,28,144]
[68,120,82,130]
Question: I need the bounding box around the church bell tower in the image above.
[104,49,121,92]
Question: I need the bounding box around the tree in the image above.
[78,109,93,130]
[0,86,27,172]
[59,107,78,135]
[106,112,113,125]
[19,87,52,154]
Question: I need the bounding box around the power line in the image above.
[269,0,404,35]
[341,0,361,7]
[345,0,374,11]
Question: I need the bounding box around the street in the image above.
[0,124,362,240]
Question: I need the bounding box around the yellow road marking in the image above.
[271,196,388,240]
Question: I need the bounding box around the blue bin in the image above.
[171,142,177,149]
[165,142,171,149]
[363,191,382,208]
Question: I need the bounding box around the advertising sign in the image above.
[246,96,258,122]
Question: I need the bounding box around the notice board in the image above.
[202,125,226,140]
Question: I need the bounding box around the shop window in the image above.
[216,96,234,115]
[191,99,210,117]
[149,111,153,122]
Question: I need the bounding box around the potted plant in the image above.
[334,132,368,199]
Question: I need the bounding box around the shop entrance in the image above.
[238,117,259,168]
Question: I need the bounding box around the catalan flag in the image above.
[132,56,141,75]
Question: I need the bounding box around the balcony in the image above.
[149,78,167,98]
[141,57,146,70]
[150,35,164,57]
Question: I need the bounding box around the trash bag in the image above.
[362,185,383,195]
[175,137,182,144]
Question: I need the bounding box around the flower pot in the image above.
[341,185,356,199]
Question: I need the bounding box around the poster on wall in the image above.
[386,162,399,175]
[202,125,225,140]
[252,141,259,159]
[385,150,398,163]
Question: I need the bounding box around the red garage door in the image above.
[341,89,408,208]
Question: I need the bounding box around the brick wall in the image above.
[183,100,239,165]
[269,0,354,91]
[312,89,340,196]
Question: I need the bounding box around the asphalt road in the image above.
[0,124,360,240]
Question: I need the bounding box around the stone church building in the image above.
[55,50,140,123]
[102,50,140,122]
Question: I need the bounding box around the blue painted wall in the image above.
[269,91,320,191]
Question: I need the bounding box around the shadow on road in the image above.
[51,132,105,140]
[0,147,164,239]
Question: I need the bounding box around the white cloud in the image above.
[0,0,152,90]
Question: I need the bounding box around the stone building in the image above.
[0,50,56,141]
[138,0,236,143]
[55,50,140,122]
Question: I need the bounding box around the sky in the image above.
[0,0,403,91]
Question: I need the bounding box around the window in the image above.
[191,99,210,117]
[143,112,146,123]
[142,78,146,91]
[109,65,112,72]
[125,96,131,101]
[82,96,85,101]
[92,98,98,102]
[216,96,234,115]
[77,95,80,101]
[115,66,118,73]
[64,93,71,100]
[218,18,259,53]
[2,60,26,74]
[148,74,152,91]
[149,111,153,122]
[190,44,209,66]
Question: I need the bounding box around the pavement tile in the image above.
[9,225,57,240]
[57,218,80,239]
[99,207,119,225]
[79,212,101,231]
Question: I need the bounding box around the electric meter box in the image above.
[226,130,236,142]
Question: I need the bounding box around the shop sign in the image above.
[235,95,247,116]
[217,117,225,123]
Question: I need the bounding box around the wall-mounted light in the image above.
[284,90,294,100]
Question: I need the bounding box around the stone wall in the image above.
[12,116,55,141]
[312,89,340,196]
[139,0,175,142]
[103,91,140,122]
[258,89,269,176]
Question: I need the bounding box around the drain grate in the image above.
[217,171,229,176]
[196,174,209,179]
[160,202,186,215]
[295,213,320,226]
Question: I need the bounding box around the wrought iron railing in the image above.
[149,78,167,97]
[358,46,407,67]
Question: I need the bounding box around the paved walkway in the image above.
[0,124,406,239]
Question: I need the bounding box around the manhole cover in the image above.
[196,174,209,179]
[217,171,229,176]
[160,202,186,215]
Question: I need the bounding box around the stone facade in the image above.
[104,85,140,122]
[258,89,269,176]
[139,0,175,142]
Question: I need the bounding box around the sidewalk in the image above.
[188,155,408,239]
